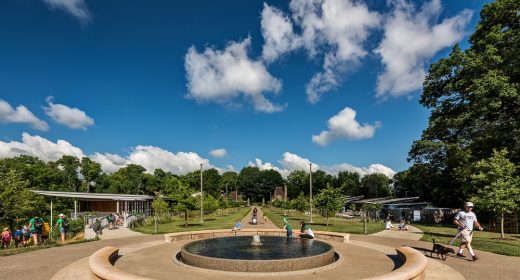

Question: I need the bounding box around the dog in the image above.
[431,238,455,260]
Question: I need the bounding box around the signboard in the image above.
[413,210,421,222]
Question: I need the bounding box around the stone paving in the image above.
[1,208,519,280]
[240,207,278,230]
[370,224,424,241]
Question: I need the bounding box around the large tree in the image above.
[314,185,344,226]
[337,171,361,196]
[360,174,391,198]
[404,0,520,206]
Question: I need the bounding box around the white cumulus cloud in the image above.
[0,100,49,131]
[289,0,380,103]
[0,132,85,162]
[249,152,395,178]
[44,97,94,130]
[261,3,301,63]
[312,107,380,146]
[185,37,284,113]
[43,0,92,24]
[375,0,472,98]
[0,133,214,175]
[210,148,227,158]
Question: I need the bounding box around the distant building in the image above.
[271,186,286,201]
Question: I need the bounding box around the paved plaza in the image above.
[1,208,519,280]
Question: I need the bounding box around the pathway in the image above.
[240,207,279,229]
[370,224,424,241]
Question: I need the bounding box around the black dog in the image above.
[431,239,455,260]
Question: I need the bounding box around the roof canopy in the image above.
[31,190,153,201]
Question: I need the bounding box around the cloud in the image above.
[0,99,49,131]
[289,0,381,103]
[260,3,301,63]
[43,0,92,24]
[210,148,227,158]
[312,107,380,145]
[185,37,285,113]
[0,132,85,162]
[44,97,94,130]
[375,0,472,98]
[0,133,213,175]
[249,152,395,178]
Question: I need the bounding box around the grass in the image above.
[132,207,250,234]
[263,207,382,234]
[0,236,98,256]
[415,224,520,256]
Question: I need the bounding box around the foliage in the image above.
[470,149,520,238]
[337,171,361,196]
[290,192,309,212]
[202,193,220,214]
[314,184,344,226]
[0,170,46,228]
[401,0,520,207]
[151,197,169,217]
[360,173,391,198]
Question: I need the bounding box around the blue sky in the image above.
[0,0,489,176]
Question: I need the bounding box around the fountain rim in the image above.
[173,249,343,276]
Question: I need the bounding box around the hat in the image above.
[3,227,8,231]
[465,202,474,207]
[58,213,65,217]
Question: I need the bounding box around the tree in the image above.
[202,168,221,196]
[406,0,520,206]
[286,170,308,198]
[314,184,344,226]
[56,155,81,192]
[259,169,284,202]
[237,166,262,202]
[219,171,238,197]
[337,171,361,196]
[164,181,199,226]
[290,192,309,213]
[108,164,146,194]
[80,157,102,193]
[360,174,391,198]
[470,149,520,239]
[151,197,169,217]
[0,170,46,228]
[312,170,335,194]
[202,194,220,215]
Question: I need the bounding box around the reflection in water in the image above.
[185,236,331,260]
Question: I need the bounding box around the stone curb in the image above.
[360,246,427,280]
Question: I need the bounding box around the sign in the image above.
[413,210,421,222]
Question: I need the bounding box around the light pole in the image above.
[200,163,204,224]
[309,163,313,223]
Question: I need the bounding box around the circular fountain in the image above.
[179,236,336,272]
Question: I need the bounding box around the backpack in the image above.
[62,218,69,230]
[34,218,43,231]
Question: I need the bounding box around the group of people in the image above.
[1,214,69,249]
[106,212,124,230]
[384,217,409,231]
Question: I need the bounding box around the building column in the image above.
[74,199,77,218]
[117,201,120,213]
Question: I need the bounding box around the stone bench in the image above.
[89,246,155,280]
[360,246,427,280]
[164,229,350,243]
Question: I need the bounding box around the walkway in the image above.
[370,224,424,241]
[240,207,278,229]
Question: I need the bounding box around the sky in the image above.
[0,0,490,177]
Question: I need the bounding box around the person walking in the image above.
[453,202,483,261]
[28,215,44,245]
[1,227,11,249]
[55,214,68,243]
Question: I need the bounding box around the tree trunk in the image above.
[326,214,329,226]
[184,211,188,227]
[501,212,505,239]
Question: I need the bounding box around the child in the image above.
[1,227,11,249]
[385,219,393,230]
[283,218,292,237]
[14,226,23,248]
[232,220,241,233]
[22,225,30,246]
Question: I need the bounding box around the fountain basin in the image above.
[179,236,335,272]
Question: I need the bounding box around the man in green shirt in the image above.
[28,215,43,245]
[283,217,293,237]
[55,214,67,243]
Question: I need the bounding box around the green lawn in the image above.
[415,224,520,256]
[132,207,250,234]
[263,207,382,234]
